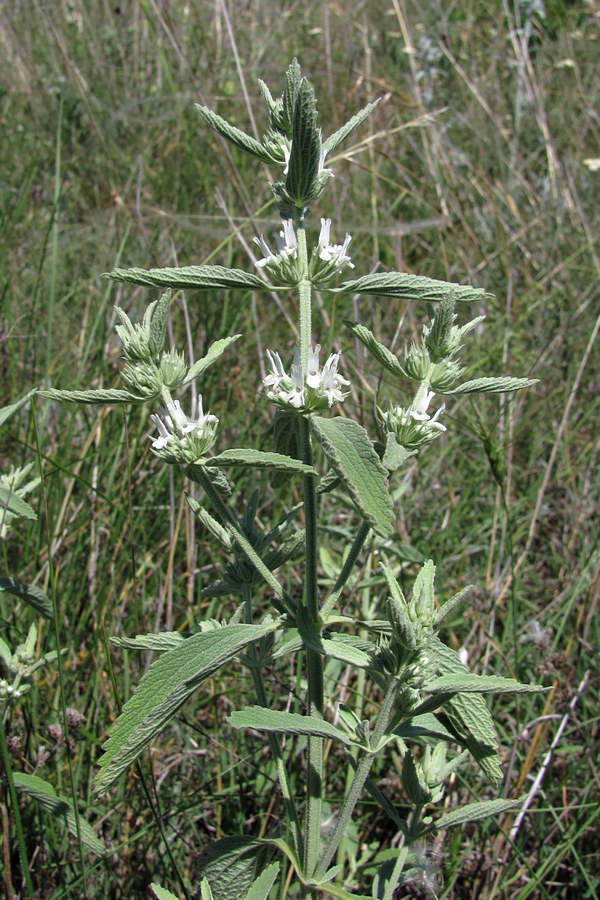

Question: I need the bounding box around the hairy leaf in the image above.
[286,78,321,205]
[335,272,489,304]
[105,265,269,292]
[424,673,546,695]
[429,637,502,783]
[184,335,242,384]
[110,632,184,651]
[197,836,272,900]
[195,105,273,162]
[0,390,36,427]
[244,862,281,900]
[0,577,53,618]
[344,321,407,377]
[14,773,105,856]
[39,388,143,405]
[0,486,36,521]
[311,416,394,537]
[209,448,316,474]
[96,622,279,793]
[446,376,538,394]
[432,797,525,831]
[322,100,380,154]
[150,885,180,900]
[228,706,353,745]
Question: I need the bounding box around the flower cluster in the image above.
[381,389,446,451]
[263,344,350,413]
[150,395,218,465]
[309,218,354,286]
[254,219,300,285]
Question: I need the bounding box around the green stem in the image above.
[299,417,324,880]
[314,678,402,881]
[0,713,34,897]
[321,521,371,619]
[242,585,303,862]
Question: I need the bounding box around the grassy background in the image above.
[1,0,598,897]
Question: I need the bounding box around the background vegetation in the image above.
[1,0,598,896]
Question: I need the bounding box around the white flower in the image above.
[253,220,299,284]
[382,389,446,451]
[309,219,354,286]
[263,344,350,413]
[150,395,218,464]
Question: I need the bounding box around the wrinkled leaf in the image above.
[228,706,353,745]
[105,264,270,292]
[110,632,184,651]
[196,105,274,162]
[0,577,53,618]
[322,100,380,155]
[0,390,36,427]
[183,335,242,384]
[244,861,281,900]
[39,388,143,405]
[344,321,407,378]
[446,376,537,394]
[424,673,546,695]
[197,835,271,900]
[335,272,489,304]
[151,885,180,900]
[432,797,525,831]
[0,486,36,521]
[209,448,316,475]
[311,416,394,537]
[96,622,280,793]
[14,773,105,856]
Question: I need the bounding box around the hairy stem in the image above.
[314,678,402,881]
[242,585,303,862]
[299,416,324,880]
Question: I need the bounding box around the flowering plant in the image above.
[43,60,543,899]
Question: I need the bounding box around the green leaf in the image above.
[323,635,372,668]
[105,265,270,292]
[335,272,489,304]
[183,335,242,384]
[282,59,302,129]
[0,577,53,618]
[197,836,272,900]
[39,388,143,405]
[244,862,281,900]
[394,713,456,743]
[148,290,171,356]
[322,100,380,155]
[446,376,537,394]
[344,321,407,378]
[200,879,215,900]
[151,885,180,900]
[424,674,546,695]
[228,706,353,745]
[110,632,184,651]
[0,486,36,521]
[195,105,273,162]
[13,773,105,856]
[0,390,36,427]
[382,434,417,472]
[209,448,316,474]
[286,78,321,206]
[311,416,394,537]
[433,797,525,831]
[428,638,502,783]
[433,586,472,625]
[96,622,280,793]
